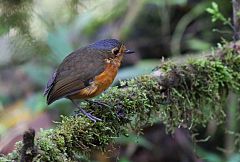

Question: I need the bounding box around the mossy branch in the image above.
[1,42,240,161]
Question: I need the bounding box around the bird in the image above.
[44,39,134,122]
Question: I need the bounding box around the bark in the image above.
[232,0,240,40]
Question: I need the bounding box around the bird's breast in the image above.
[97,55,123,85]
[69,55,123,99]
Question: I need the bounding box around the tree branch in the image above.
[1,42,240,162]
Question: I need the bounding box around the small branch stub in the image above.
[20,128,37,162]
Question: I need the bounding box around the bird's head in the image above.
[88,39,134,58]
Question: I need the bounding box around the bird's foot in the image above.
[75,108,102,122]
[85,99,111,109]
[71,100,101,122]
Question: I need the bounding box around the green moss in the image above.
[1,43,240,161]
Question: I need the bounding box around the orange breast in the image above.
[69,55,123,99]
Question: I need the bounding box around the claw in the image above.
[71,100,101,122]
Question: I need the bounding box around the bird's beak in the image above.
[124,49,135,54]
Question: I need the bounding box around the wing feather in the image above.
[46,47,107,104]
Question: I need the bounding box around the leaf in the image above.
[206,8,215,14]
[212,2,219,11]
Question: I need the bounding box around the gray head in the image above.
[88,39,134,57]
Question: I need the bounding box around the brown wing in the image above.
[46,47,107,104]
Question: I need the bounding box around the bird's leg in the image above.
[85,99,111,109]
[71,100,102,122]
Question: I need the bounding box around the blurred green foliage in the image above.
[206,2,231,24]
[198,148,240,162]
[0,0,239,161]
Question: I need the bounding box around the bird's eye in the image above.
[112,48,119,55]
